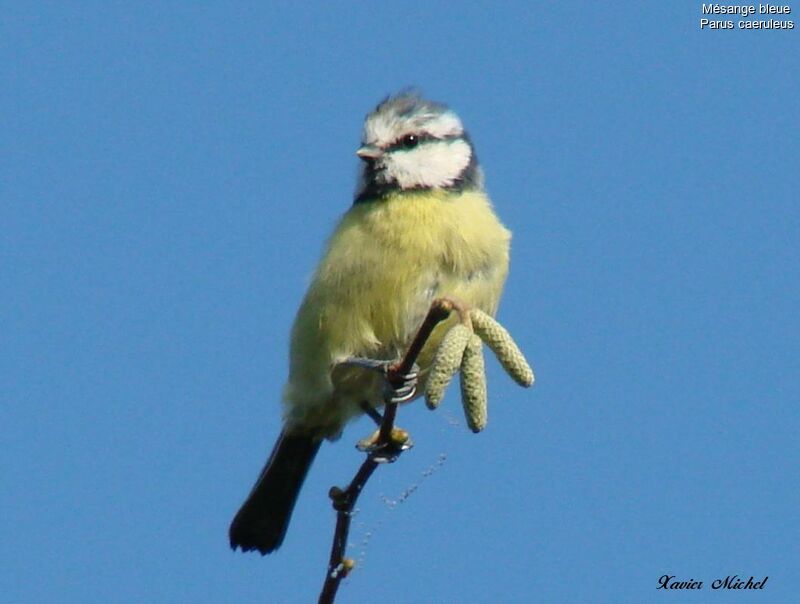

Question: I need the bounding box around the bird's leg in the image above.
[359,401,384,426]
[370,359,418,461]
[337,357,418,462]
[336,296,466,462]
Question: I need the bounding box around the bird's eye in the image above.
[401,134,419,149]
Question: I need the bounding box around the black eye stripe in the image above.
[385,132,461,152]
[389,132,434,150]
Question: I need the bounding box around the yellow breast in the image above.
[283,188,511,435]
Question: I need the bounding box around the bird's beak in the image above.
[356,145,382,161]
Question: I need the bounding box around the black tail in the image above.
[229,430,321,555]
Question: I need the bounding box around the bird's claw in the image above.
[339,357,419,405]
[356,427,414,463]
[383,362,419,404]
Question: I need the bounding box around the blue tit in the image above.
[230,92,511,554]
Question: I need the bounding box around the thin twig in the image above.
[318,459,378,604]
[317,298,455,604]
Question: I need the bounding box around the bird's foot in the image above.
[356,426,413,463]
[340,357,419,462]
[339,357,420,404]
[384,361,420,404]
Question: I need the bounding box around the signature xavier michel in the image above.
[658,574,768,590]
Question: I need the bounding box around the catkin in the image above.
[470,309,534,387]
[425,323,471,409]
[460,334,488,432]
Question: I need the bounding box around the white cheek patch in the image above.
[385,139,472,189]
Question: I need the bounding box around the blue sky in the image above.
[2,3,798,603]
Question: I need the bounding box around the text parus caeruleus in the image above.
[229,93,511,555]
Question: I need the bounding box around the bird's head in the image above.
[355,92,482,203]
